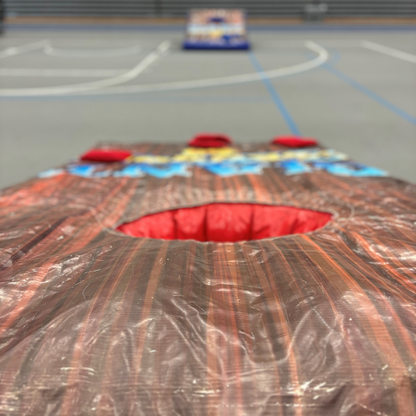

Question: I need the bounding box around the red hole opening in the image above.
[116,204,332,242]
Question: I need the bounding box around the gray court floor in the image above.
[0,28,415,189]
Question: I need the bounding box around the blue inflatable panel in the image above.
[183,40,250,50]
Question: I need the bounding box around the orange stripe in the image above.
[304,235,414,416]
[130,241,169,395]
[60,239,139,416]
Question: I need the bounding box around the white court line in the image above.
[44,45,142,58]
[310,40,361,47]
[76,41,330,96]
[0,40,170,96]
[0,68,126,77]
[0,41,329,97]
[361,40,416,64]
[254,40,361,48]
[0,40,49,60]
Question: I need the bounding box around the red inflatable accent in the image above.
[188,133,233,148]
[80,148,132,163]
[116,203,332,242]
[272,136,318,148]
[206,203,253,242]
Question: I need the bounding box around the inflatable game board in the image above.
[183,9,250,50]
[0,135,415,415]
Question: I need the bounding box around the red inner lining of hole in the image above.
[116,204,332,242]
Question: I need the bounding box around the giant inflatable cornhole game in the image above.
[0,134,416,415]
[183,9,250,50]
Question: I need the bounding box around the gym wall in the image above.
[4,0,416,18]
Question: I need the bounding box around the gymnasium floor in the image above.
[0,27,415,189]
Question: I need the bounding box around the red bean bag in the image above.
[188,133,233,148]
[272,136,318,148]
[80,148,132,162]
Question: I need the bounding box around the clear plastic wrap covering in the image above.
[0,142,415,415]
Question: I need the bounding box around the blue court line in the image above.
[248,52,302,136]
[324,61,416,126]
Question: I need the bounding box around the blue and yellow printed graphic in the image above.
[39,147,388,179]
